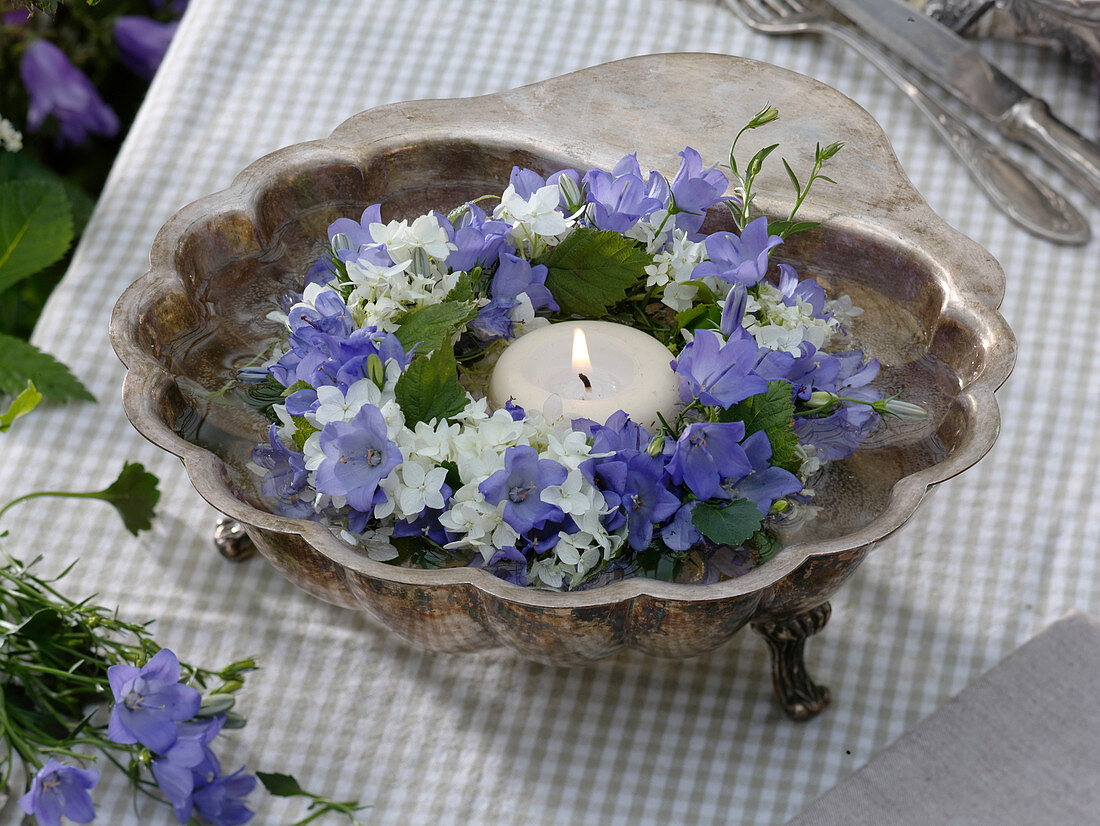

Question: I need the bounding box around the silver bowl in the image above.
[110,53,1015,719]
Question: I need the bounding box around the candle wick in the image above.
[578,372,592,390]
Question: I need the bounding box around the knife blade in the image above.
[825,0,1100,204]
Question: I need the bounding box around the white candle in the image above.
[487,321,681,430]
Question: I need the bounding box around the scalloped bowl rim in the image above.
[110,53,1016,609]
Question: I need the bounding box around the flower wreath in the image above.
[244,107,924,591]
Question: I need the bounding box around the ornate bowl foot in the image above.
[213,517,257,562]
[751,602,832,721]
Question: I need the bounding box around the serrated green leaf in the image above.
[0,180,73,296]
[0,332,94,402]
[291,416,318,452]
[90,462,161,536]
[537,227,651,316]
[256,771,305,797]
[0,380,42,432]
[691,499,763,546]
[443,269,478,304]
[394,299,478,357]
[394,347,467,427]
[719,381,801,473]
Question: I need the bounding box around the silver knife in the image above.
[825,0,1100,205]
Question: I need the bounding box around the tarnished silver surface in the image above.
[109,54,1015,713]
[728,0,1090,244]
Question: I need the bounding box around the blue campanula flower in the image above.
[574,410,651,459]
[666,422,752,501]
[670,147,729,237]
[691,216,782,286]
[777,263,829,318]
[583,153,666,232]
[151,716,226,823]
[18,760,99,826]
[20,39,119,146]
[114,16,179,79]
[662,501,701,552]
[469,299,515,341]
[491,252,557,312]
[107,648,201,754]
[592,452,680,551]
[672,329,767,409]
[507,166,582,206]
[717,431,802,514]
[192,766,257,825]
[719,283,749,336]
[327,204,391,267]
[479,445,567,534]
[252,424,313,518]
[447,203,512,272]
[314,404,402,513]
[792,351,881,461]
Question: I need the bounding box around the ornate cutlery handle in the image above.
[1002,97,1100,207]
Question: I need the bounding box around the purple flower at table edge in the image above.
[193,766,257,826]
[18,759,99,826]
[314,403,402,513]
[665,421,751,502]
[108,648,202,754]
[151,715,227,824]
[20,39,119,147]
[114,16,180,80]
[479,444,567,534]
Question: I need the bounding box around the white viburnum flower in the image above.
[495,183,571,237]
[0,116,22,153]
[661,280,698,312]
[368,213,455,262]
[438,484,518,561]
[311,380,382,426]
[527,555,565,589]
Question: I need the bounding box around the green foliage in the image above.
[0,332,95,402]
[0,380,41,432]
[719,381,801,474]
[691,499,764,547]
[394,298,478,357]
[87,461,161,536]
[258,771,369,826]
[537,227,651,316]
[0,179,73,297]
[394,347,467,427]
[291,415,319,452]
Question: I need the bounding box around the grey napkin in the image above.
[787,612,1100,825]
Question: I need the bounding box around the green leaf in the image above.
[394,299,478,357]
[537,227,651,316]
[719,381,801,473]
[290,416,318,452]
[0,380,42,432]
[443,269,478,304]
[257,771,305,798]
[0,151,94,236]
[0,333,95,403]
[782,221,820,238]
[781,158,801,195]
[0,180,74,296]
[691,499,764,546]
[90,462,161,536]
[394,348,467,427]
[749,528,783,564]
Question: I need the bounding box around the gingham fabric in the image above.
[1,1,1097,823]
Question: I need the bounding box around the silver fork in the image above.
[725,0,1090,245]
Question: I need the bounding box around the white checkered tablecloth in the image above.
[2,1,1098,823]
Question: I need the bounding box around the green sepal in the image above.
[536,227,652,317]
[691,499,764,547]
[394,347,467,427]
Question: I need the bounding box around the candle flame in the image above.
[572,327,592,374]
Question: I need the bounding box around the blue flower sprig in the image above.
[245,107,926,590]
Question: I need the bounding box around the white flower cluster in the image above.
[743,281,861,355]
[0,116,23,153]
